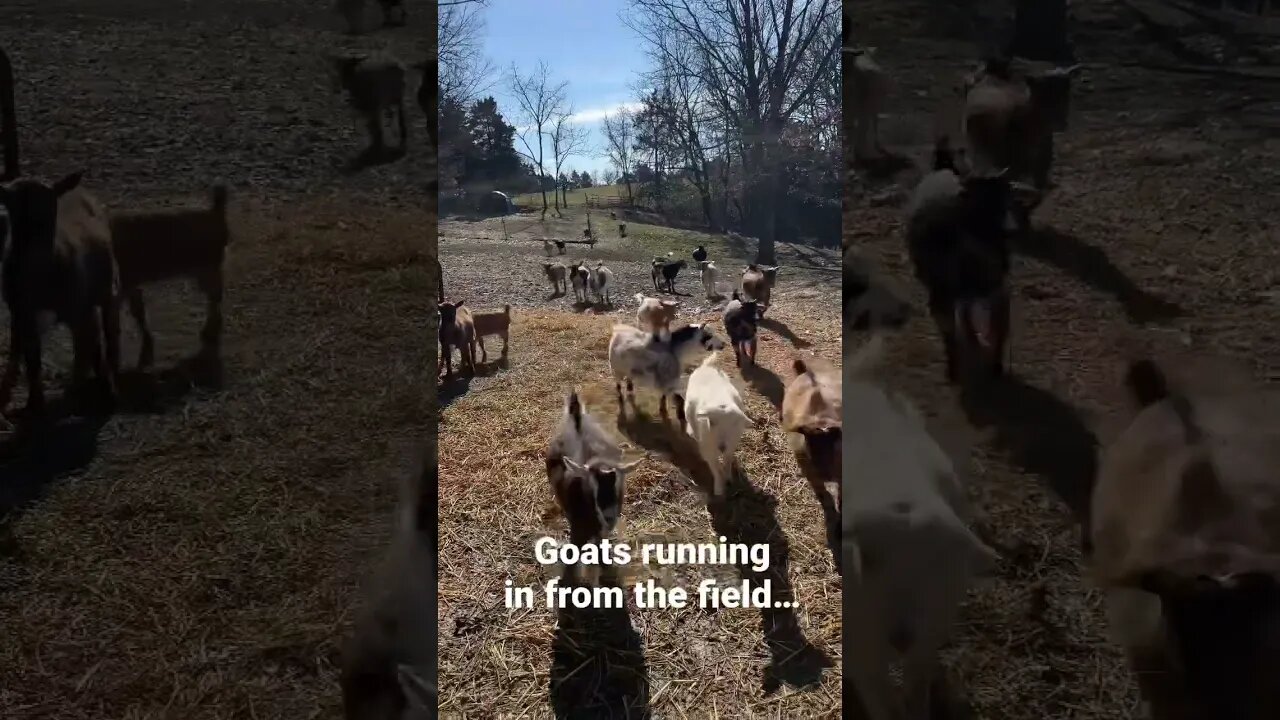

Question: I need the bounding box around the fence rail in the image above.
[585,194,627,208]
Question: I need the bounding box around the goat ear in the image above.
[617,458,643,473]
[53,171,84,196]
[395,664,436,710]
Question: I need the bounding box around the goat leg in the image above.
[397,98,408,150]
[659,393,668,417]
[673,393,686,425]
[0,326,16,413]
[99,301,120,404]
[126,287,154,369]
[20,318,44,421]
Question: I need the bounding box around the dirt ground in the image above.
[0,3,434,719]
[436,209,843,717]
[849,0,1280,717]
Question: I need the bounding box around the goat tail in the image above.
[211,184,229,220]
[502,304,511,317]
[566,389,584,431]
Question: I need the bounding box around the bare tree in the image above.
[438,0,494,106]
[602,109,636,203]
[510,61,568,218]
[627,0,841,263]
[601,168,619,185]
[550,107,589,213]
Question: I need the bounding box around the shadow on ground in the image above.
[959,373,1099,549]
[617,410,834,693]
[549,565,652,720]
[1016,226,1185,324]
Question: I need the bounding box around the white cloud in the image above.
[569,101,645,124]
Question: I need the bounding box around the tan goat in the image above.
[437,299,475,378]
[740,264,779,314]
[108,185,229,369]
[0,171,121,422]
[470,304,510,363]
[783,353,842,559]
[1091,358,1280,720]
[634,294,679,336]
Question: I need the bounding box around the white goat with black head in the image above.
[609,322,725,424]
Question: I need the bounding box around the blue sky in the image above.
[480,0,646,180]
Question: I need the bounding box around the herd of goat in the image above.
[842,31,1280,720]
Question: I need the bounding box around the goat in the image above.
[842,334,998,720]
[340,444,437,720]
[649,253,674,290]
[699,260,719,299]
[0,47,17,182]
[683,353,753,498]
[327,52,408,154]
[0,172,120,422]
[542,237,556,257]
[653,259,686,294]
[543,261,567,295]
[437,299,475,378]
[1090,358,1280,720]
[740,264,779,313]
[844,248,911,331]
[963,57,1081,192]
[411,59,436,151]
[782,353,842,568]
[546,390,642,585]
[722,291,761,368]
[470,305,510,363]
[905,143,1014,384]
[569,262,590,303]
[608,322,725,424]
[633,294,679,336]
[847,46,890,162]
[590,262,613,305]
[692,245,707,263]
[108,184,230,369]
[335,0,407,35]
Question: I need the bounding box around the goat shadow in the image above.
[959,373,1099,550]
[115,352,223,414]
[617,410,833,693]
[0,395,107,525]
[741,363,786,411]
[758,317,813,349]
[549,564,652,719]
[1016,226,1185,324]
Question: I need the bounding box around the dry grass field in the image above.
[848,0,1280,717]
[0,2,435,718]
[437,208,843,718]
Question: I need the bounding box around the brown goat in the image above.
[437,299,475,378]
[782,353,842,567]
[0,172,121,422]
[0,47,17,182]
[328,53,407,154]
[1091,358,1280,719]
[740,264,779,314]
[470,304,510,363]
[108,185,229,369]
[340,442,437,720]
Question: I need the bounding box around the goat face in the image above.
[673,323,726,353]
[0,172,83,256]
[561,457,642,536]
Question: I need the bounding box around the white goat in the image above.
[590,262,614,305]
[699,259,719,299]
[842,335,999,720]
[609,322,725,423]
[634,294,679,336]
[684,353,753,497]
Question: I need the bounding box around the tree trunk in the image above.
[0,47,18,182]
[1007,0,1074,64]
